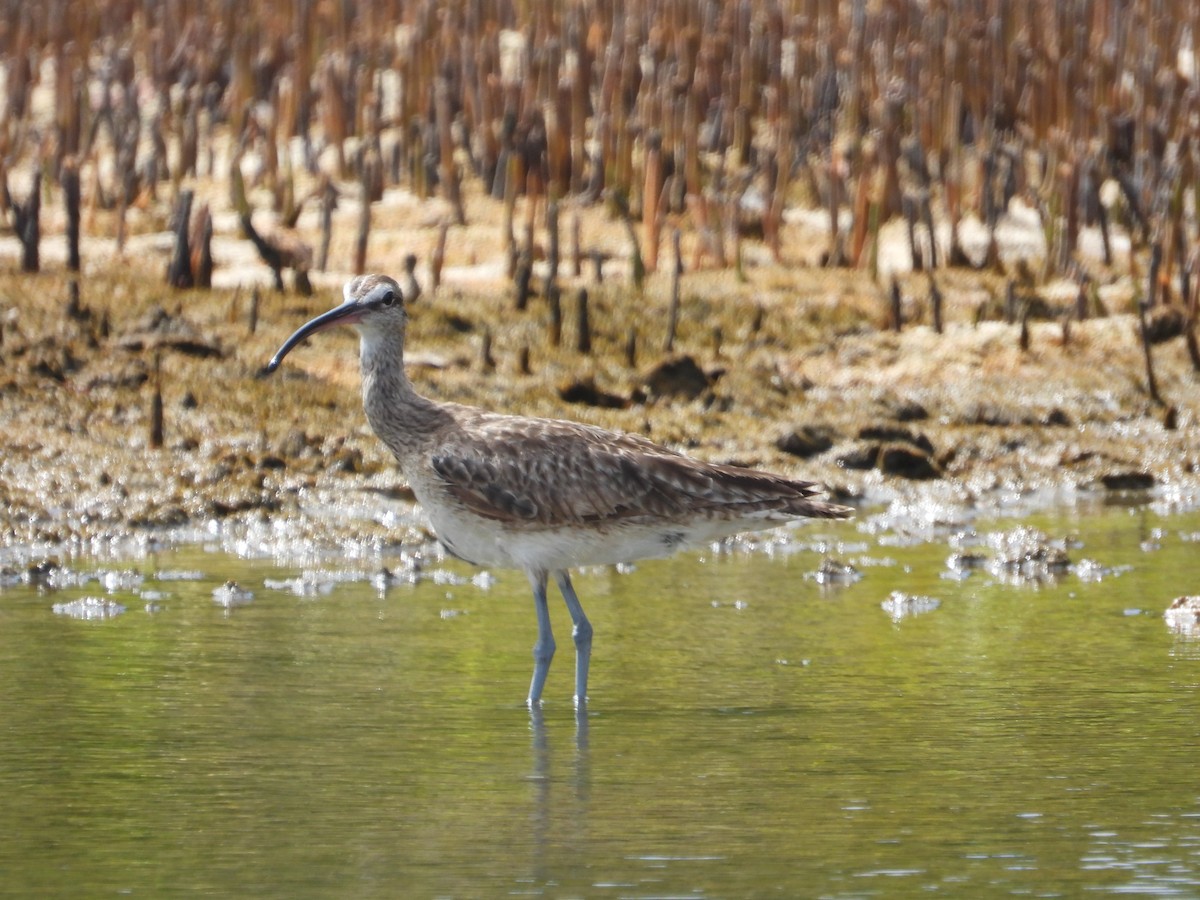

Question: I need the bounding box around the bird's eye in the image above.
[378,290,397,308]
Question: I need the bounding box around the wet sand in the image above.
[1,183,1197,556]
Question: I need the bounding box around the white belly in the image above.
[421,495,766,571]
[404,463,790,573]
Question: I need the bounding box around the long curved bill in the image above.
[264,300,365,373]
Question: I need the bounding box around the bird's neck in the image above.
[359,329,448,461]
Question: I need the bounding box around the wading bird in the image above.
[266,274,851,707]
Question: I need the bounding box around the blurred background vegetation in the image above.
[0,0,1196,296]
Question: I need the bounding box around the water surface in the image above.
[2,503,1199,897]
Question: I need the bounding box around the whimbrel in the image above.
[266,274,852,707]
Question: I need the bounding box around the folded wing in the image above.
[430,414,849,527]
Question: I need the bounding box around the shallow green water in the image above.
[2,504,1199,898]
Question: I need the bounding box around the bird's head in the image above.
[264,273,409,374]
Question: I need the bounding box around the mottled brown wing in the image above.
[430,414,846,526]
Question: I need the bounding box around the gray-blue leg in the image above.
[554,571,592,707]
[527,570,555,707]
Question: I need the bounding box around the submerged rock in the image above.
[370,548,432,589]
[985,526,1071,583]
[943,550,987,580]
[881,591,941,621]
[97,569,144,592]
[1069,558,1130,583]
[946,551,988,572]
[263,574,335,597]
[24,559,62,585]
[155,569,206,581]
[807,558,863,585]
[372,566,418,589]
[52,596,127,620]
[212,580,254,608]
[1164,596,1200,635]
